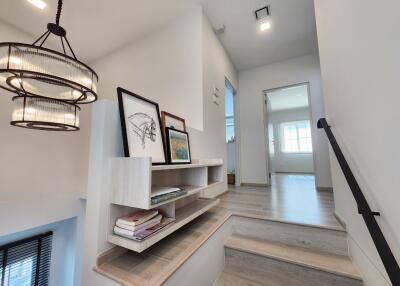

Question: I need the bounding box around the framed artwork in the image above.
[161,111,186,131]
[117,87,167,165]
[165,127,191,164]
[160,111,186,146]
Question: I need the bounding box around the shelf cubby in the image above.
[110,158,223,210]
[108,198,219,253]
[107,157,224,253]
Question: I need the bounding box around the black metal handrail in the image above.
[317,118,400,285]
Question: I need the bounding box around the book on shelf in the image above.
[151,189,188,205]
[116,214,162,233]
[117,209,158,227]
[151,186,182,198]
[114,217,175,241]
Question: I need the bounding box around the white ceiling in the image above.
[266,84,309,111]
[0,0,318,70]
[203,0,318,70]
[0,0,205,62]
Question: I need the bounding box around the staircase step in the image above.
[231,216,348,256]
[214,266,272,286]
[224,235,362,286]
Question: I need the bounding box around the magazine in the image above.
[115,214,162,232]
[115,217,175,241]
[117,209,158,226]
[151,190,187,205]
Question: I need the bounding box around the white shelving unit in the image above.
[86,101,225,256]
[108,158,223,253]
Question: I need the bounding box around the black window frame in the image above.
[0,231,52,286]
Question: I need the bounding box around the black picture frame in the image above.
[117,87,167,165]
[165,127,192,165]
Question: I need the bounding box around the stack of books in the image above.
[151,186,187,205]
[114,209,174,241]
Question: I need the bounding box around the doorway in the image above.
[225,79,239,186]
[264,83,316,189]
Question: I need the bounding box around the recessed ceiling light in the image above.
[260,21,271,32]
[27,0,47,10]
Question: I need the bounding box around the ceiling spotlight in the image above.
[255,6,270,20]
[255,5,272,32]
[260,21,271,32]
[27,0,47,10]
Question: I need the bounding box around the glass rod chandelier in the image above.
[0,0,98,131]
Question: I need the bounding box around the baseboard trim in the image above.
[241,183,269,187]
[317,186,334,192]
[274,172,314,175]
[334,211,347,229]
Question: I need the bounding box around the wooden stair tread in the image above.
[214,266,273,286]
[224,235,362,281]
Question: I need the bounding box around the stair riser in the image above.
[231,216,348,256]
[225,248,362,286]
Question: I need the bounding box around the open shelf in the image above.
[108,198,220,253]
[107,157,224,252]
[110,157,223,209]
[150,185,206,208]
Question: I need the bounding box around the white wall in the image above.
[237,53,331,187]
[269,107,314,174]
[84,7,237,285]
[315,1,400,285]
[91,7,203,130]
[91,6,237,192]
[0,20,88,286]
[189,10,238,192]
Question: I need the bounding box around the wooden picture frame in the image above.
[117,87,167,165]
[161,111,186,132]
[165,127,191,164]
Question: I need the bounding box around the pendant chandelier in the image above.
[0,0,98,131]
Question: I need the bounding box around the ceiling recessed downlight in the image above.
[260,21,271,32]
[255,6,270,20]
[27,0,47,10]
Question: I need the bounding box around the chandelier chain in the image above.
[55,0,63,25]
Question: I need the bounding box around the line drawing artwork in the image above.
[128,113,157,148]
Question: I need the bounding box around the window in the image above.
[280,120,313,153]
[225,83,235,143]
[226,115,235,143]
[0,232,52,286]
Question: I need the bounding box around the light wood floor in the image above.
[95,174,340,286]
[221,174,340,227]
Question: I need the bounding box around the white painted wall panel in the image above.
[238,54,331,187]
[315,0,400,284]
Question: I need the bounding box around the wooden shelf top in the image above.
[108,198,220,253]
[152,162,222,171]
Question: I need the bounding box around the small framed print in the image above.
[161,111,186,132]
[165,127,191,164]
[117,87,167,165]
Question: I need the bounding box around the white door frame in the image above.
[225,78,241,187]
[262,82,318,186]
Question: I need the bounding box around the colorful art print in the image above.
[165,128,191,164]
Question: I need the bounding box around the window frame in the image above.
[279,120,313,154]
[0,231,52,286]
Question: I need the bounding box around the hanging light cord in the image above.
[55,0,63,25]
[31,0,78,60]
